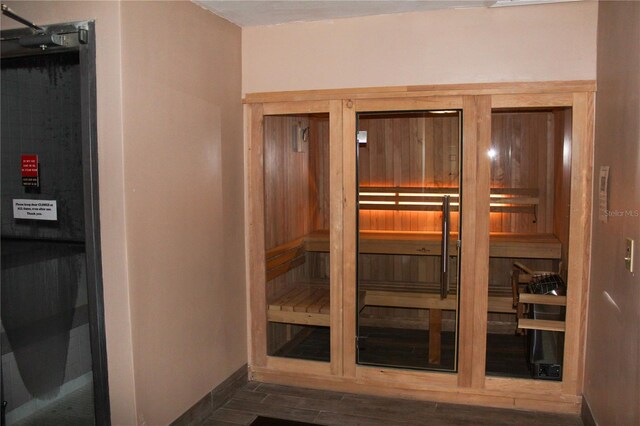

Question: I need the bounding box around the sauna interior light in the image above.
[398,192,458,197]
[398,201,508,207]
[363,192,510,199]
[398,201,461,207]
[359,192,396,197]
[360,200,396,205]
[487,147,497,159]
[360,190,511,199]
[360,198,511,208]
[359,188,519,210]
[398,201,442,206]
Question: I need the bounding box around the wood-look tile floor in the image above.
[199,382,583,426]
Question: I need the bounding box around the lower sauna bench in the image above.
[267,284,518,364]
[267,285,518,325]
[268,285,331,327]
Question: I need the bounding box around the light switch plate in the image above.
[625,238,634,272]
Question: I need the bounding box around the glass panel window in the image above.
[485,108,571,380]
[264,113,331,362]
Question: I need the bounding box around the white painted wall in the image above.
[242,1,598,94]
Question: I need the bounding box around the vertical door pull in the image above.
[440,195,450,299]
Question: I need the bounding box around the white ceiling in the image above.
[194,0,581,27]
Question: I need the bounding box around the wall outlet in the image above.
[625,238,634,273]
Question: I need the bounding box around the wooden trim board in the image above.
[492,93,574,109]
[518,319,566,332]
[519,293,567,306]
[329,99,344,376]
[354,96,463,111]
[247,103,267,367]
[263,100,330,115]
[249,367,581,414]
[341,99,358,378]
[562,92,594,396]
[244,80,596,103]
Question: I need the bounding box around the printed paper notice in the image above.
[13,199,58,221]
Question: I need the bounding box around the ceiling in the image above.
[193,0,581,27]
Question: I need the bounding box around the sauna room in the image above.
[262,104,572,380]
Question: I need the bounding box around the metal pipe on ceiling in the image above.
[1,3,45,33]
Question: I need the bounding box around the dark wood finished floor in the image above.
[199,381,582,426]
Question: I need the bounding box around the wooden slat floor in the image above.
[199,382,582,426]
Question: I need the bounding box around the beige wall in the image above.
[584,1,640,424]
[242,1,598,94]
[1,1,245,425]
[120,2,245,424]
[1,2,136,424]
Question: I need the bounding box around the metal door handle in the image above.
[441,195,450,299]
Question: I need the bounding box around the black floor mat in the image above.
[250,416,319,426]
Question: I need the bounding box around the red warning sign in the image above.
[21,154,39,187]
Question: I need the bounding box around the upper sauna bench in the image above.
[304,230,562,260]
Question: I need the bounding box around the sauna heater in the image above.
[528,275,566,381]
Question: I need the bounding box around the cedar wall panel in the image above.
[302,117,332,284]
[264,115,311,250]
[356,112,561,235]
[308,117,331,231]
[489,111,555,234]
[358,116,460,233]
[552,110,572,280]
[355,115,461,330]
[264,115,310,351]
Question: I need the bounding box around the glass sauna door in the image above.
[356,110,462,371]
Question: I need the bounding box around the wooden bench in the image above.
[268,285,331,327]
[265,232,563,364]
[511,262,567,333]
[516,294,567,332]
[363,289,516,364]
[266,283,516,328]
[266,238,306,281]
[267,284,517,364]
[304,230,562,260]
